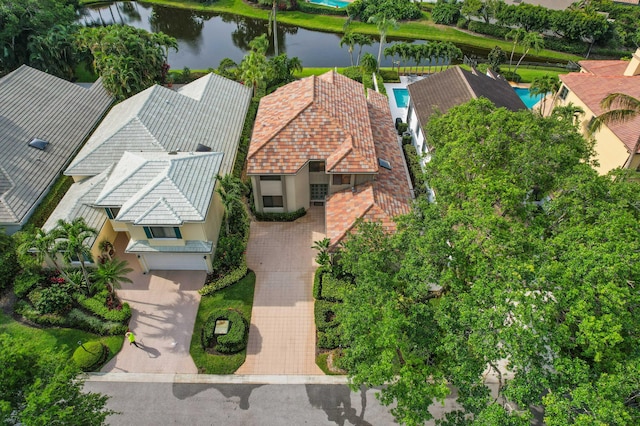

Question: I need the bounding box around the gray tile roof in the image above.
[407,66,526,130]
[65,72,252,179]
[94,151,223,225]
[42,168,112,247]
[0,65,112,231]
[125,239,213,253]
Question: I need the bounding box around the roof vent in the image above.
[168,151,178,155]
[378,158,392,170]
[28,138,49,150]
[196,144,212,152]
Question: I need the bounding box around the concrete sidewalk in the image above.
[100,233,205,374]
[237,207,325,375]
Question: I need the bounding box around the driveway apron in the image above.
[237,207,325,375]
[100,233,205,374]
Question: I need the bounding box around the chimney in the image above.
[623,48,640,76]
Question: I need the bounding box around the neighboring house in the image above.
[247,71,412,245]
[0,65,112,234]
[406,66,526,166]
[44,73,252,272]
[552,48,640,174]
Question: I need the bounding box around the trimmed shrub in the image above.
[234,100,259,178]
[379,69,399,83]
[297,2,347,16]
[13,271,42,298]
[313,268,325,300]
[467,21,509,39]
[34,286,73,314]
[67,308,127,335]
[315,300,339,332]
[403,143,427,196]
[202,309,248,354]
[432,0,461,25]
[253,208,306,222]
[75,292,132,323]
[340,66,363,83]
[200,259,248,296]
[15,300,67,326]
[0,231,18,292]
[320,274,348,302]
[72,341,108,372]
[318,326,343,349]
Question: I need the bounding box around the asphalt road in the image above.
[84,382,399,425]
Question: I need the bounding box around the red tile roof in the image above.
[325,88,412,245]
[560,59,640,154]
[247,71,378,174]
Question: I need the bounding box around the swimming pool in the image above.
[513,87,545,109]
[393,88,409,108]
[308,0,349,8]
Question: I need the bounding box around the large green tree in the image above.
[336,99,640,425]
[240,34,271,97]
[76,25,177,100]
[0,334,115,425]
[0,0,76,75]
[50,218,97,294]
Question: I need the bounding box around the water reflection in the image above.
[78,1,483,69]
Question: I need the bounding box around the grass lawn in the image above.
[0,311,124,368]
[190,271,256,374]
[316,351,345,376]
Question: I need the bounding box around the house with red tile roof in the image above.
[247,71,413,245]
[553,48,640,174]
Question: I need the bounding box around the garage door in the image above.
[143,253,209,271]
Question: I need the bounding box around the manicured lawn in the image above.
[190,271,256,374]
[0,311,124,367]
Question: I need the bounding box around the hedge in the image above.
[67,309,127,335]
[318,326,342,349]
[199,259,248,296]
[379,69,400,83]
[25,174,73,229]
[253,207,306,222]
[320,274,348,302]
[202,309,248,354]
[297,2,347,16]
[72,341,108,372]
[313,267,325,300]
[75,292,132,323]
[314,300,339,332]
[13,271,42,298]
[402,144,427,197]
[233,100,259,178]
[467,21,509,39]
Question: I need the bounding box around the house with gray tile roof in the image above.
[406,66,526,165]
[0,65,112,234]
[48,73,251,272]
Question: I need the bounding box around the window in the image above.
[310,184,328,200]
[70,253,93,263]
[144,227,182,239]
[262,196,284,208]
[260,175,281,181]
[378,158,392,170]
[559,86,569,100]
[105,207,120,219]
[309,161,325,172]
[332,174,350,185]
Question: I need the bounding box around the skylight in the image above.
[196,144,212,152]
[28,138,49,150]
[378,158,392,170]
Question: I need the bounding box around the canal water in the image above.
[79,1,494,69]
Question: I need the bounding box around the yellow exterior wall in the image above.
[553,88,631,175]
[92,218,116,261]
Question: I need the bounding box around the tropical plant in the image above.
[529,74,560,114]
[360,52,378,74]
[240,34,271,97]
[216,174,246,235]
[0,229,19,292]
[91,258,133,298]
[27,24,81,80]
[50,218,97,295]
[340,32,373,67]
[487,45,506,72]
[16,228,69,280]
[98,240,115,261]
[513,32,544,75]
[367,14,398,72]
[551,102,584,125]
[312,237,332,268]
[505,28,527,73]
[383,44,400,73]
[591,93,640,170]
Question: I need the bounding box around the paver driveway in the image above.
[237,207,325,375]
[100,233,205,374]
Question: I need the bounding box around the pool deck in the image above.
[384,75,427,125]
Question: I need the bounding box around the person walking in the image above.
[125,331,141,348]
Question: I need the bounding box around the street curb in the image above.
[85,373,349,385]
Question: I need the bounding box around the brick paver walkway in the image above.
[236,207,325,375]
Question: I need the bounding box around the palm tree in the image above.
[505,28,526,73]
[92,258,133,297]
[312,237,332,268]
[367,14,399,72]
[17,228,70,281]
[384,44,400,73]
[216,174,245,235]
[530,74,560,115]
[412,44,425,75]
[396,43,413,75]
[50,218,97,294]
[360,52,378,74]
[591,93,640,170]
[551,102,584,125]
[441,42,462,71]
[340,32,359,67]
[513,32,544,75]
[422,43,435,74]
